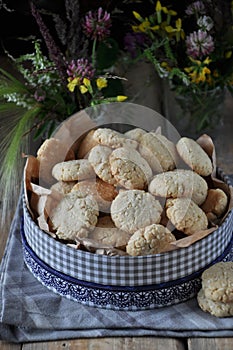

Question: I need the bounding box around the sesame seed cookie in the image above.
[176,137,213,176]
[88,145,117,185]
[148,169,208,205]
[201,262,233,303]
[201,188,228,217]
[126,224,176,256]
[197,289,233,317]
[72,178,118,212]
[49,191,99,240]
[52,159,95,182]
[93,127,138,149]
[166,197,208,235]
[110,147,153,190]
[110,190,163,234]
[37,138,75,185]
[138,132,178,173]
[89,215,131,248]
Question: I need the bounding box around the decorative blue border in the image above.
[21,217,233,310]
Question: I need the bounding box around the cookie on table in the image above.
[88,145,117,185]
[72,178,118,212]
[201,262,233,303]
[197,289,233,317]
[49,191,99,240]
[126,223,176,256]
[89,215,131,248]
[176,137,213,176]
[52,159,95,182]
[111,190,163,234]
[93,127,138,149]
[166,197,208,235]
[124,128,147,143]
[138,132,178,173]
[77,129,98,159]
[148,169,208,205]
[110,147,152,190]
[37,138,75,185]
[201,188,228,217]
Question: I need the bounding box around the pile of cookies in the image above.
[197,262,233,317]
[34,126,229,256]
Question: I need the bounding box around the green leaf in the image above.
[96,38,119,70]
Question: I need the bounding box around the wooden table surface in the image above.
[0,93,232,350]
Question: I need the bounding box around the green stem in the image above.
[92,38,97,69]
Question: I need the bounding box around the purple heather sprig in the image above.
[82,7,111,41]
[186,30,214,59]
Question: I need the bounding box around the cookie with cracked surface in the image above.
[138,132,178,173]
[148,169,208,205]
[37,138,75,185]
[197,289,233,317]
[176,137,213,176]
[126,223,176,256]
[201,188,228,217]
[52,159,95,182]
[201,262,233,303]
[72,178,118,212]
[166,197,208,235]
[110,190,163,234]
[124,128,147,143]
[88,145,117,185]
[110,147,153,190]
[93,127,138,149]
[49,191,99,240]
[89,215,131,248]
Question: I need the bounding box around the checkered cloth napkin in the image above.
[1,188,233,343]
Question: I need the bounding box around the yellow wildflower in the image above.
[79,85,88,94]
[116,95,128,102]
[96,77,108,90]
[132,11,143,21]
[83,78,91,88]
[67,77,79,92]
[155,1,162,12]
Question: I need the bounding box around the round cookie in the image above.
[50,181,76,196]
[110,190,163,234]
[77,129,98,158]
[49,191,99,240]
[88,145,117,185]
[201,262,233,303]
[197,289,233,317]
[89,215,131,248]
[201,188,228,217]
[126,224,176,256]
[124,128,147,142]
[93,127,138,149]
[166,197,208,235]
[37,138,75,185]
[176,137,213,176]
[52,159,95,182]
[72,178,118,212]
[138,132,178,173]
[148,169,208,205]
[110,147,152,190]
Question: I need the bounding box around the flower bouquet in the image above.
[0,0,126,226]
[123,0,233,131]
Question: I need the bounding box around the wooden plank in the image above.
[188,338,233,350]
[22,337,186,350]
[0,342,22,350]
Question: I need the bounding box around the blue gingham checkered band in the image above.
[23,169,233,287]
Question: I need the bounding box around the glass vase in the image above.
[162,80,226,138]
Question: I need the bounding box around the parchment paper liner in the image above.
[23,124,233,255]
